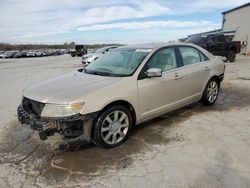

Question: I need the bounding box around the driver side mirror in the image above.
[146,68,162,78]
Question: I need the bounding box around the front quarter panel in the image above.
[76,76,140,123]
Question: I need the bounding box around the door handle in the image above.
[174,73,182,80]
[205,66,210,71]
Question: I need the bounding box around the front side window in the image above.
[179,47,201,66]
[147,48,177,72]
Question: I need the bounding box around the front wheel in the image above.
[92,105,132,148]
[200,78,220,106]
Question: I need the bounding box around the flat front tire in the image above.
[92,105,132,148]
[201,78,220,106]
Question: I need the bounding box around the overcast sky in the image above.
[0,0,249,44]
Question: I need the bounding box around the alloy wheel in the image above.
[101,110,129,145]
[207,81,218,103]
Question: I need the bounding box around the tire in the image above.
[228,50,236,62]
[200,78,220,106]
[92,105,132,148]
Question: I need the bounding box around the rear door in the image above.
[176,46,211,101]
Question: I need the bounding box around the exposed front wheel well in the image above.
[100,100,137,126]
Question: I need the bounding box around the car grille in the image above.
[22,97,45,116]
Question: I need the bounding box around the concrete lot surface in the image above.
[0,55,250,187]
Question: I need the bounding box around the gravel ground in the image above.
[0,54,250,187]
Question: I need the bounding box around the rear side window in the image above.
[179,47,201,66]
[200,52,209,61]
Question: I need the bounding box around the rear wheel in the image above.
[201,78,220,106]
[92,105,132,148]
[228,50,236,62]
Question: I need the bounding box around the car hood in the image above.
[23,71,122,104]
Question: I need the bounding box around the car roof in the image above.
[120,42,194,50]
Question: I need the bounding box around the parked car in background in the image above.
[41,51,50,56]
[5,51,18,58]
[14,51,27,58]
[17,43,225,149]
[185,34,241,62]
[0,51,7,58]
[82,46,118,65]
[35,51,44,57]
[54,49,66,56]
[69,45,87,57]
[0,49,67,58]
[87,49,95,53]
[26,51,37,57]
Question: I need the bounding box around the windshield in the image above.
[85,47,150,77]
[186,35,207,43]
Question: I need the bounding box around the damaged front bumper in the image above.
[17,104,98,148]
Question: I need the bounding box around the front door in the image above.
[137,47,184,121]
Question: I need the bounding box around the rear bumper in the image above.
[17,104,98,142]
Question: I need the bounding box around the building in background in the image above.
[222,3,250,55]
[182,3,250,55]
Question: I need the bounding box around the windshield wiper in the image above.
[84,68,125,77]
[85,70,111,76]
[96,68,113,73]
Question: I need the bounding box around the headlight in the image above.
[41,103,85,117]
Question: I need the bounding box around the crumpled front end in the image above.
[17,97,98,149]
